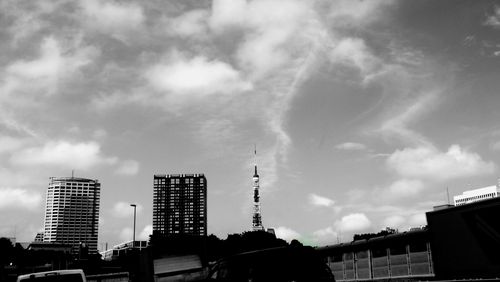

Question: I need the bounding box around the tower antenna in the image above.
[446,187,450,205]
[252,145,264,231]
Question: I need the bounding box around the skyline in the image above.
[1,0,500,249]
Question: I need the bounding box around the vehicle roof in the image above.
[17,269,85,278]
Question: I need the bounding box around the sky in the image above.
[1,0,500,250]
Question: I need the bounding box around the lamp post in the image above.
[130,204,136,247]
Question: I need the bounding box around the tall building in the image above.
[153,174,207,236]
[252,148,264,231]
[453,181,500,206]
[43,177,100,254]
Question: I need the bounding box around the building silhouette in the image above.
[318,197,500,281]
[43,177,100,254]
[153,174,207,236]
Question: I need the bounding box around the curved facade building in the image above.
[43,177,100,254]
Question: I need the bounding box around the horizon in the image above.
[1,0,500,250]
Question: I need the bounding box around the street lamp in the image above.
[130,204,136,248]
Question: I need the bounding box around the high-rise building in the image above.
[153,174,207,236]
[43,177,100,254]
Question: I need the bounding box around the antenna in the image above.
[72,170,74,179]
[446,187,450,205]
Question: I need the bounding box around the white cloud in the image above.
[115,160,140,176]
[4,36,97,96]
[209,0,247,31]
[484,6,500,28]
[10,140,117,170]
[378,91,439,146]
[309,193,335,207]
[329,37,381,79]
[274,226,301,242]
[387,145,496,181]
[335,213,372,233]
[312,227,338,244]
[0,188,42,210]
[335,142,367,151]
[146,54,252,98]
[408,213,427,227]
[79,0,144,40]
[138,225,152,240]
[382,179,425,199]
[233,0,314,79]
[111,202,143,218]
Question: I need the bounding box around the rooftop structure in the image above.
[453,182,499,206]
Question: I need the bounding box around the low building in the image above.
[317,197,500,281]
[100,240,148,261]
[317,229,434,281]
[453,182,499,206]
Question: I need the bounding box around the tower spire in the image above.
[254,144,258,177]
[252,145,264,231]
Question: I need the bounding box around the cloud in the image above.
[274,226,301,242]
[146,53,252,99]
[387,145,496,181]
[378,179,425,200]
[139,225,152,240]
[408,213,427,227]
[378,91,439,146]
[309,193,335,207]
[209,0,246,31]
[484,6,500,28]
[3,36,97,97]
[79,0,145,40]
[119,227,133,243]
[382,215,406,229]
[169,9,210,37]
[10,140,117,170]
[0,188,42,210]
[313,227,338,244]
[335,213,372,233]
[327,0,395,25]
[0,136,30,154]
[335,142,367,151]
[115,160,140,176]
[329,37,382,79]
[232,0,316,79]
[491,141,500,151]
[111,202,143,218]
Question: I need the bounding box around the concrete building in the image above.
[153,174,207,236]
[100,240,148,261]
[453,183,499,206]
[318,197,500,281]
[43,177,100,254]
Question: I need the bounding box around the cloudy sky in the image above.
[1,0,500,249]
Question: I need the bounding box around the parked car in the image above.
[204,246,335,282]
[17,269,86,282]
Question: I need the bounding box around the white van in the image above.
[17,269,86,282]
